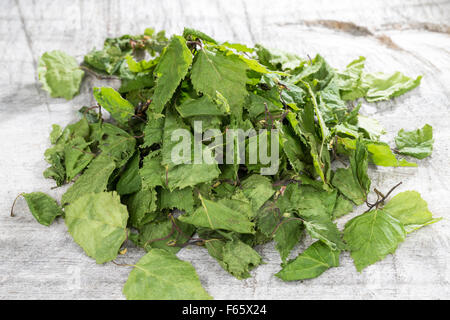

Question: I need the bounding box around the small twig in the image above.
[10,193,24,217]
[331,136,347,166]
[264,102,275,129]
[235,173,241,188]
[176,238,207,248]
[164,165,169,187]
[143,223,175,249]
[111,260,134,267]
[169,215,195,241]
[278,110,290,122]
[83,105,100,119]
[365,182,402,212]
[186,40,203,51]
[374,188,385,199]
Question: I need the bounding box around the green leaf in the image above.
[142,113,164,148]
[183,27,217,44]
[274,219,303,262]
[337,56,367,101]
[61,155,116,206]
[357,115,385,140]
[351,139,371,195]
[366,141,417,167]
[93,87,135,125]
[125,55,156,73]
[127,188,158,228]
[167,163,221,191]
[277,184,344,250]
[363,72,422,102]
[344,209,406,271]
[38,50,84,100]
[179,196,255,234]
[138,217,195,254]
[382,191,441,233]
[334,139,371,205]
[160,110,190,167]
[336,57,422,102]
[241,175,275,211]
[160,188,194,213]
[301,80,330,143]
[22,192,63,226]
[395,124,433,159]
[276,241,340,281]
[43,153,65,186]
[300,210,346,251]
[96,123,136,168]
[140,151,165,189]
[338,137,417,167]
[256,202,282,236]
[296,103,331,183]
[255,44,303,71]
[119,71,155,93]
[191,48,248,115]
[277,184,337,220]
[245,92,282,119]
[158,104,221,191]
[84,47,125,75]
[63,137,94,181]
[149,36,193,114]
[279,124,307,174]
[65,192,128,264]
[116,152,142,196]
[332,168,366,205]
[43,117,92,186]
[138,217,194,254]
[332,195,354,219]
[123,249,212,300]
[49,124,63,144]
[205,239,262,279]
[176,95,228,118]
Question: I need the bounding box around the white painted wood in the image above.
[0,0,449,299]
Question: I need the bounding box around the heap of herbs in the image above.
[15,28,440,299]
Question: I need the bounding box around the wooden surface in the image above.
[1,0,449,299]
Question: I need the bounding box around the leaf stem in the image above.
[364,182,402,213]
[10,193,24,217]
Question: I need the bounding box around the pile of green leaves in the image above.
[20,28,440,299]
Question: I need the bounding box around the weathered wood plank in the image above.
[0,0,449,299]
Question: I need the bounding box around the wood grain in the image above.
[0,0,449,299]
